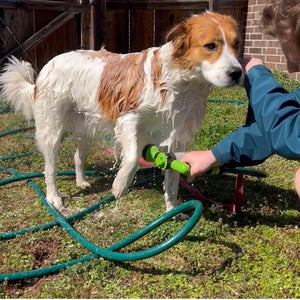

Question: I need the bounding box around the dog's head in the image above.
[166,12,243,87]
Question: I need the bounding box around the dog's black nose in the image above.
[227,67,242,84]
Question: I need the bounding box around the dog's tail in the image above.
[0,56,35,120]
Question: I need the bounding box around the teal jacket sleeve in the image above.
[212,65,300,166]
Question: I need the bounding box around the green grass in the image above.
[0,71,299,298]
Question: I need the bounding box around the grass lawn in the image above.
[0,71,299,298]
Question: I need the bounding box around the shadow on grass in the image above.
[84,165,300,228]
[179,173,300,228]
[113,237,243,277]
[65,164,299,230]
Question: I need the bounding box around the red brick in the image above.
[268,55,281,63]
[250,33,263,40]
[265,62,276,69]
[246,26,255,33]
[256,40,267,47]
[276,48,284,55]
[277,64,287,71]
[249,47,262,54]
[253,5,265,13]
[263,48,276,55]
[267,40,281,47]
[248,0,257,6]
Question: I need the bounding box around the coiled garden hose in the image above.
[0,98,247,281]
[0,167,203,282]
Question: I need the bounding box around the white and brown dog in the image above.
[0,12,243,218]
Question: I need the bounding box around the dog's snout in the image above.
[227,67,243,84]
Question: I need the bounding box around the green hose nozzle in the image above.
[142,145,190,175]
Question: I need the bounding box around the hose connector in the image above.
[142,144,190,175]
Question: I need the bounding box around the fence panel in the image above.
[0,1,88,71]
[105,1,209,53]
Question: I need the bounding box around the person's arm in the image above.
[182,115,272,180]
[245,65,300,159]
[290,89,300,101]
[211,121,272,166]
[213,63,300,165]
[182,60,300,179]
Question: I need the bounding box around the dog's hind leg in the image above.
[74,136,92,189]
[35,122,64,211]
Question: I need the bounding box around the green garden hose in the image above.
[0,98,247,281]
[0,167,203,282]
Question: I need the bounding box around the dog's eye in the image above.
[204,43,217,51]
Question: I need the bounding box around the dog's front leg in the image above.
[112,115,139,199]
[163,169,189,220]
[112,148,139,199]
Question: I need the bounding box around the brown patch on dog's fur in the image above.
[151,49,168,104]
[97,49,148,122]
[151,49,162,86]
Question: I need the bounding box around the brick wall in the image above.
[244,0,300,80]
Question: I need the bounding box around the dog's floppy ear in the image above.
[166,22,190,58]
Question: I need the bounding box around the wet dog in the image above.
[0,12,243,218]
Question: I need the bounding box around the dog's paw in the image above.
[60,206,75,217]
[76,181,91,189]
[47,196,63,211]
[112,184,127,199]
[112,188,123,199]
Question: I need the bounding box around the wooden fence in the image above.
[101,0,248,54]
[104,1,209,53]
[0,0,90,71]
[0,0,248,71]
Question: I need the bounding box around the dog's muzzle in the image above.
[227,67,243,84]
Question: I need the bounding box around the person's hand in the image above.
[239,57,264,73]
[181,150,219,182]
